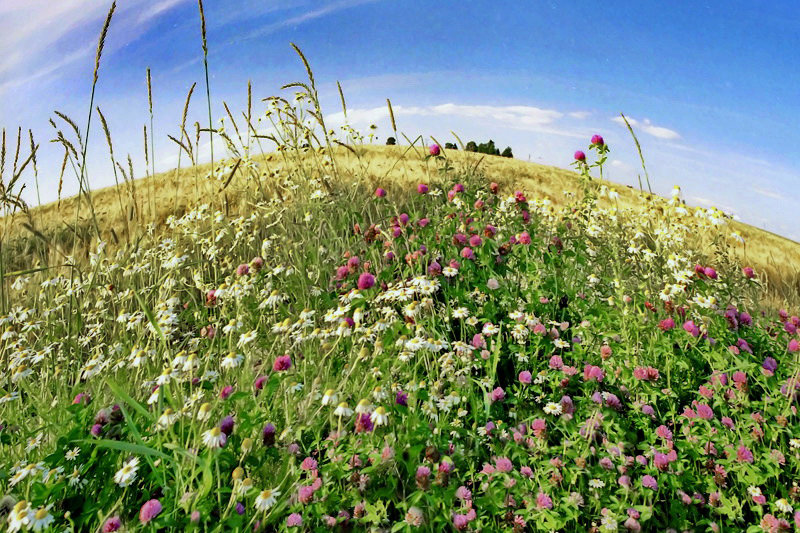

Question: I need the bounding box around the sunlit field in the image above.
[2,3,800,532]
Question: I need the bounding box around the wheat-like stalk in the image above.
[12,127,21,176]
[96,106,128,237]
[146,68,153,115]
[197,0,207,52]
[387,98,397,134]
[337,81,347,118]
[146,68,156,180]
[57,150,68,208]
[54,111,83,147]
[0,129,6,182]
[94,1,117,83]
[197,0,214,168]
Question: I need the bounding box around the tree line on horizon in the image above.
[386,137,513,158]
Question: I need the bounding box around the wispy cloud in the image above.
[137,0,190,25]
[0,42,94,94]
[612,116,681,140]
[240,0,380,41]
[0,0,192,96]
[330,103,588,138]
[751,187,783,200]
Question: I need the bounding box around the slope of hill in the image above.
[2,140,799,531]
[5,144,799,309]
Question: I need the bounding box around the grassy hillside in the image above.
[5,144,799,310]
[2,133,800,530]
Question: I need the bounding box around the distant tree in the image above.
[477,139,499,156]
[501,146,513,158]
[445,142,458,150]
[465,141,478,152]
[385,136,396,145]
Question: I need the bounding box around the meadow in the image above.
[1,4,800,532]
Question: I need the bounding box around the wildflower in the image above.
[453,514,469,531]
[656,425,672,440]
[254,489,280,512]
[102,516,122,532]
[748,485,766,505]
[113,457,140,487]
[633,366,659,381]
[334,402,353,417]
[495,457,513,472]
[737,445,754,463]
[591,134,604,146]
[221,351,243,369]
[395,390,408,406]
[405,506,424,526]
[375,187,386,198]
[589,479,605,489]
[490,387,505,403]
[202,427,227,449]
[776,498,793,514]
[641,475,658,490]
[262,423,276,446]
[139,499,162,524]
[219,415,235,436]
[544,402,562,415]
[574,150,586,162]
[357,272,375,290]
[415,466,431,489]
[322,389,337,406]
[696,403,714,420]
[658,317,675,331]
[370,406,389,426]
[683,320,700,337]
[28,507,53,531]
[429,144,440,156]
[417,183,429,194]
[273,354,292,371]
[287,513,303,527]
[7,500,31,532]
[519,370,532,384]
[583,364,604,382]
[537,492,553,509]
[355,413,374,433]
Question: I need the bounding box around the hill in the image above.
[2,137,799,530]
[4,144,799,309]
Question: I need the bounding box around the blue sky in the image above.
[1,0,798,239]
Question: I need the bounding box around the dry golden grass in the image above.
[5,144,799,309]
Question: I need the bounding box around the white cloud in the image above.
[751,187,783,200]
[329,103,584,138]
[612,115,681,140]
[0,42,94,94]
[240,0,379,40]
[0,0,192,96]
[569,111,591,119]
[137,0,190,24]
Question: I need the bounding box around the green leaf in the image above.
[132,288,165,345]
[107,379,153,423]
[76,438,170,461]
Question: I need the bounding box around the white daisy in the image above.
[370,406,389,426]
[254,488,280,512]
[333,402,353,417]
[113,457,140,487]
[321,389,337,406]
[201,427,227,449]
